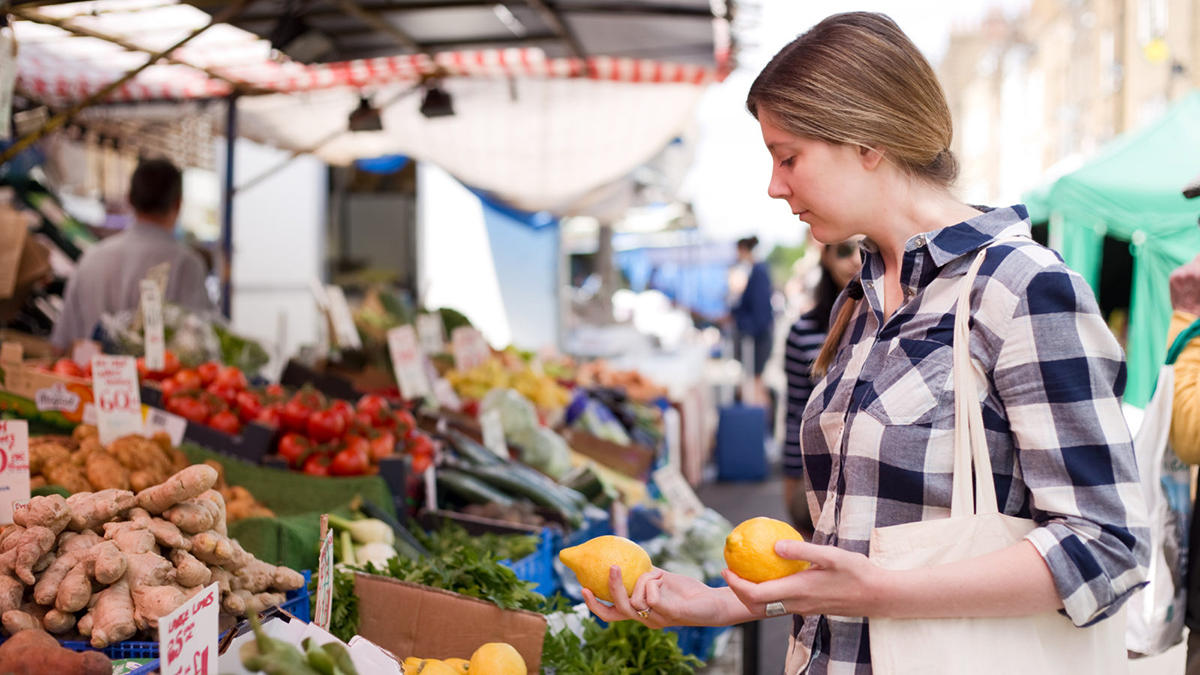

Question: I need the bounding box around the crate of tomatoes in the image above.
[272,391,435,478]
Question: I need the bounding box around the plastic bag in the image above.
[1126,364,1190,657]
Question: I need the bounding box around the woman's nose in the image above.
[767,171,790,200]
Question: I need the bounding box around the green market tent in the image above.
[1024,91,1200,408]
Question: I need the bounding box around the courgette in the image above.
[437,469,517,507]
[445,429,504,467]
[454,464,584,528]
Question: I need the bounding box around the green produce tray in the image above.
[180,444,397,571]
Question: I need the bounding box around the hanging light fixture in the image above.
[419,81,455,118]
[348,96,383,132]
[270,10,334,63]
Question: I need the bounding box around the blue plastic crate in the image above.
[666,624,730,661]
[563,510,613,549]
[129,660,160,675]
[501,528,558,596]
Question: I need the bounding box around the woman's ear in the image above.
[859,145,885,171]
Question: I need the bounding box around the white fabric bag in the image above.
[1125,363,1192,655]
[868,242,1128,675]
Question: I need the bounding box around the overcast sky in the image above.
[684,0,1031,249]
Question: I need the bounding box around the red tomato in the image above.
[52,358,85,379]
[306,409,346,443]
[353,411,376,429]
[329,443,369,476]
[166,395,210,424]
[206,383,240,407]
[235,391,263,423]
[356,395,391,426]
[159,377,182,399]
[330,400,356,431]
[197,362,221,387]
[214,366,249,392]
[265,383,286,399]
[302,453,330,477]
[208,410,242,435]
[408,433,434,460]
[256,403,283,428]
[173,370,203,392]
[277,432,310,467]
[281,398,313,433]
[368,431,396,462]
[139,352,181,381]
[394,410,417,439]
[411,451,433,474]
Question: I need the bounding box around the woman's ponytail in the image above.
[811,282,862,378]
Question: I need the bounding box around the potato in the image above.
[0,628,111,675]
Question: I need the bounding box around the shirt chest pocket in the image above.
[860,338,954,426]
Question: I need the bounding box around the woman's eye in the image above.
[779,157,795,168]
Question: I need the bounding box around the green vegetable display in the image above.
[241,614,359,675]
[412,520,539,563]
[541,616,702,675]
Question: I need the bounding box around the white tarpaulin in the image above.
[234,76,707,211]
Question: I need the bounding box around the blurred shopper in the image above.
[782,238,862,534]
[585,13,1146,675]
[51,158,214,351]
[1168,253,1200,674]
[731,235,775,406]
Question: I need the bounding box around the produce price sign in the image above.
[480,409,507,459]
[652,466,705,532]
[314,528,335,630]
[144,407,188,447]
[416,313,446,354]
[140,279,166,371]
[92,355,143,445]
[0,420,30,525]
[387,325,432,401]
[451,327,490,372]
[325,285,363,350]
[158,582,219,675]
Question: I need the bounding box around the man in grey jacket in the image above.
[51,158,214,352]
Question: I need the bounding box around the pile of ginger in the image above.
[0,464,304,648]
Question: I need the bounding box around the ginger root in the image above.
[42,609,76,634]
[170,550,211,588]
[55,561,93,613]
[0,526,57,585]
[2,610,41,635]
[12,495,70,534]
[190,531,253,570]
[86,541,128,585]
[0,576,22,616]
[136,465,218,515]
[67,490,136,531]
[90,578,136,648]
[149,518,190,551]
[163,499,218,535]
[41,461,90,495]
[85,451,131,492]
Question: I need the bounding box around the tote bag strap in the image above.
[1166,317,1200,366]
[950,235,1030,518]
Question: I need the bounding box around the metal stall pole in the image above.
[220,93,238,318]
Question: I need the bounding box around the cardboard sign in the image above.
[34,382,83,414]
[314,528,335,631]
[141,279,166,372]
[652,465,705,531]
[144,407,188,447]
[451,327,489,372]
[432,379,461,412]
[480,409,507,459]
[325,285,362,350]
[416,314,446,355]
[0,420,30,525]
[92,355,143,445]
[386,326,431,401]
[158,582,219,675]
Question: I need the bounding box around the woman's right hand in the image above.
[582,566,733,629]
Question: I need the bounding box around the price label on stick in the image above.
[652,466,705,531]
[416,313,446,354]
[158,582,219,675]
[144,407,188,447]
[141,279,166,372]
[314,527,334,631]
[480,409,507,459]
[386,325,432,401]
[92,355,143,446]
[0,421,30,526]
[451,327,489,372]
[325,285,362,350]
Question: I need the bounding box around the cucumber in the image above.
[445,429,504,467]
[455,464,584,528]
[437,469,517,507]
[506,462,590,509]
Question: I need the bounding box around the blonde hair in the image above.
[747,12,957,376]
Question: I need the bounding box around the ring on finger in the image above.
[637,608,651,619]
[765,601,787,618]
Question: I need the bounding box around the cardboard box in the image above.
[561,428,656,480]
[353,572,547,673]
[0,342,94,423]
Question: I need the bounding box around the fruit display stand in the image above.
[179,444,397,571]
[0,342,94,431]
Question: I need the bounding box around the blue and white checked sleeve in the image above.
[993,263,1150,627]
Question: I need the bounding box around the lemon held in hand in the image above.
[468,642,526,675]
[558,535,653,603]
[724,517,811,583]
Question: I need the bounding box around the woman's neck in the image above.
[868,187,981,278]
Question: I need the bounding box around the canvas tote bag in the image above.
[868,241,1129,675]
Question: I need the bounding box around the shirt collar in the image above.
[131,219,177,240]
[922,204,1032,268]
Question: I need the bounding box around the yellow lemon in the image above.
[444,657,471,673]
[403,657,426,673]
[558,535,652,603]
[467,642,526,675]
[724,517,811,583]
[417,661,462,675]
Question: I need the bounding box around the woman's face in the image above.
[759,111,879,244]
[821,240,863,289]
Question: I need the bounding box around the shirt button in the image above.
[915,235,926,246]
[865,281,874,289]
[906,288,915,297]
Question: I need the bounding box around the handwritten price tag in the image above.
[451,327,490,372]
[416,313,446,354]
[326,285,362,350]
[652,466,705,532]
[91,355,143,445]
[480,409,507,459]
[386,326,431,401]
[158,582,219,675]
[144,407,188,447]
[314,529,335,631]
[0,421,30,525]
[141,279,166,372]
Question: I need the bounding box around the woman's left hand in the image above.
[722,539,892,618]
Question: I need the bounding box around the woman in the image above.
[731,236,775,406]
[782,238,862,534]
[584,12,1148,674]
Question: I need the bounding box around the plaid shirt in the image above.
[789,205,1150,674]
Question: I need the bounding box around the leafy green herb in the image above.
[541,618,703,675]
[324,568,361,643]
[362,546,545,612]
[412,520,540,562]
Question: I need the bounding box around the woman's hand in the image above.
[723,539,891,618]
[582,566,739,628]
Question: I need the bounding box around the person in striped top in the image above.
[783,238,861,534]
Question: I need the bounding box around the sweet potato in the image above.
[0,627,111,675]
